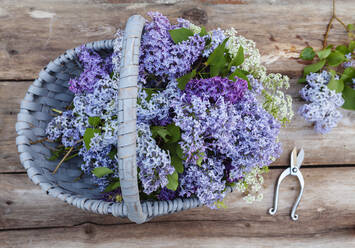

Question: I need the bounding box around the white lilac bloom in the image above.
[299,71,344,134]
[224,27,293,124]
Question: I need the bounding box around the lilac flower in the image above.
[184,76,248,104]
[173,77,281,205]
[343,52,354,68]
[203,28,226,57]
[137,122,175,194]
[79,145,119,192]
[139,12,205,84]
[46,110,80,147]
[68,46,113,94]
[299,71,344,134]
[179,157,226,208]
[158,187,176,201]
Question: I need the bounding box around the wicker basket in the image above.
[16,15,234,223]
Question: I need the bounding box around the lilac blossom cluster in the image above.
[137,122,175,194]
[68,46,112,94]
[173,77,282,207]
[299,71,344,134]
[46,110,80,147]
[139,12,205,84]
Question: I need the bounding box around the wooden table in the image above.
[1,0,355,247]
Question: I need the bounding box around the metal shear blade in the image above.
[268,147,305,221]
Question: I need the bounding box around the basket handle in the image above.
[117,15,147,224]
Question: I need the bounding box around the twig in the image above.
[323,0,350,48]
[52,139,83,174]
[30,137,50,145]
[52,146,74,174]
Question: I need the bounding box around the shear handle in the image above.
[290,170,304,221]
[268,168,289,216]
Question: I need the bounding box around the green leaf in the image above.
[92,167,113,178]
[199,26,208,37]
[300,47,316,60]
[103,180,121,193]
[83,128,100,150]
[327,75,344,93]
[215,199,226,209]
[342,86,355,110]
[143,88,157,102]
[349,40,355,53]
[169,28,194,44]
[340,67,355,83]
[171,155,184,173]
[150,126,170,143]
[196,152,205,167]
[335,45,350,55]
[166,171,179,191]
[88,116,101,127]
[108,147,117,160]
[228,46,244,71]
[177,69,196,90]
[303,59,326,75]
[347,24,354,31]
[176,145,184,159]
[327,51,346,66]
[316,48,331,60]
[229,68,248,81]
[298,76,306,84]
[166,124,181,143]
[206,38,229,77]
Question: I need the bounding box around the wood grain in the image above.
[1,168,355,247]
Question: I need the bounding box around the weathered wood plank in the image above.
[1,80,354,173]
[2,168,355,232]
[0,0,354,80]
[0,81,30,173]
[1,167,355,247]
[1,222,355,248]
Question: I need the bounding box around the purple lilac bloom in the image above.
[173,77,281,206]
[137,122,175,194]
[179,157,226,208]
[343,52,354,68]
[46,110,80,147]
[139,12,205,84]
[203,28,226,57]
[68,46,112,94]
[158,187,176,201]
[299,71,344,134]
[79,145,119,192]
[184,76,248,104]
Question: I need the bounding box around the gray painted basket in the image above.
[16,15,234,223]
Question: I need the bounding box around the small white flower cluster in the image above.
[189,23,202,34]
[235,166,267,204]
[225,28,262,76]
[224,28,294,124]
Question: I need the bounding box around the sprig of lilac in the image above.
[299,71,344,134]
